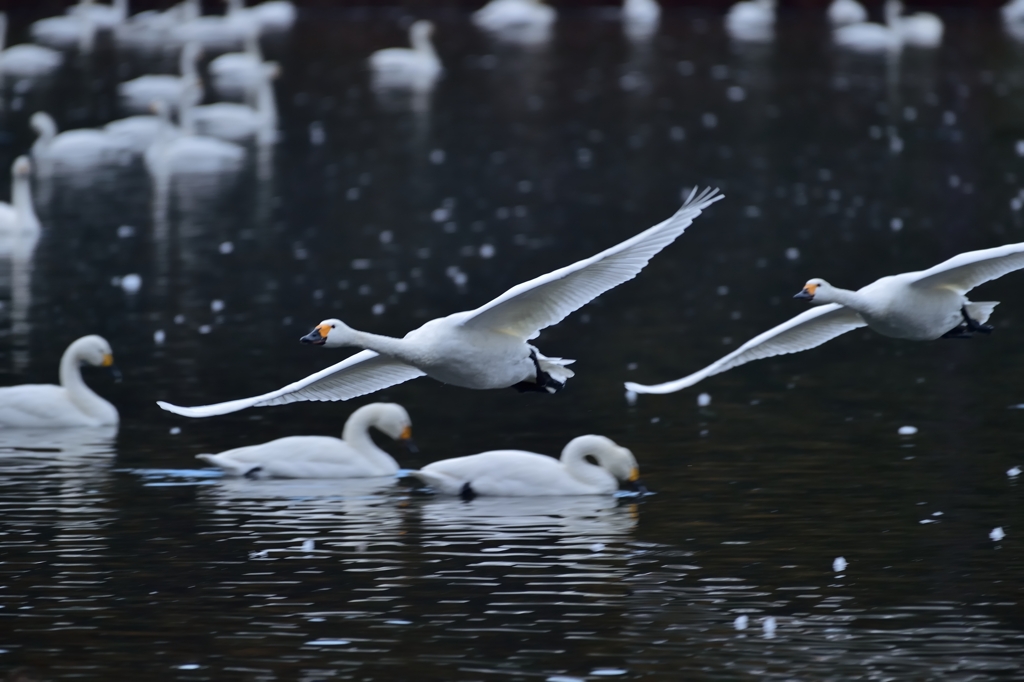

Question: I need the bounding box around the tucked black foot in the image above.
[459,482,476,502]
[244,466,263,479]
[941,327,974,339]
[961,306,993,334]
[512,349,565,394]
[513,380,551,393]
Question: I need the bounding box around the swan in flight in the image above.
[0,13,63,78]
[0,157,40,235]
[157,187,723,418]
[196,403,413,478]
[0,335,119,427]
[407,435,642,498]
[368,20,441,92]
[827,0,867,26]
[625,242,1024,395]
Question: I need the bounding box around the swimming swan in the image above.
[156,187,723,418]
[0,13,63,78]
[407,435,642,498]
[886,0,942,47]
[189,61,279,143]
[1003,0,1024,24]
[725,0,775,42]
[472,0,556,40]
[67,0,128,30]
[196,403,413,478]
[0,335,119,427]
[31,111,133,172]
[623,0,660,41]
[0,157,40,235]
[368,20,441,92]
[117,42,202,113]
[827,0,867,26]
[625,242,1024,395]
[208,25,265,97]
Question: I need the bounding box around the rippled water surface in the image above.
[0,5,1023,680]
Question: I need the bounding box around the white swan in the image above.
[368,20,441,92]
[0,157,40,235]
[196,403,413,478]
[156,187,723,418]
[408,435,642,498]
[145,79,246,177]
[725,0,775,43]
[625,242,1024,395]
[208,25,265,97]
[189,62,278,143]
[886,0,942,47]
[104,107,171,153]
[30,111,133,172]
[171,0,255,49]
[833,0,903,53]
[30,9,97,52]
[0,13,62,77]
[1003,0,1024,24]
[472,0,556,43]
[0,335,118,427]
[827,0,867,26]
[67,0,128,30]
[623,0,660,41]
[226,0,296,32]
[113,0,199,50]
[117,42,202,113]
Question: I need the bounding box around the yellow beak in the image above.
[628,467,640,482]
[101,353,114,367]
[400,425,413,440]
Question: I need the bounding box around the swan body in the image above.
[623,0,660,41]
[31,111,133,171]
[30,11,97,51]
[833,20,901,52]
[113,0,199,50]
[0,13,63,77]
[0,157,40,235]
[104,114,168,152]
[1004,0,1024,24]
[197,403,412,478]
[473,0,556,33]
[725,0,775,42]
[117,42,201,113]
[190,62,279,143]
[625,242,1024,395]
[67,0,128,30]
[227,0,296,32]
[145,82,246,177]
[827,0,867,26]
[409,435,640,497]
[369,20,441,92]
[887,0,942,47]
[208,27,264,97]
[172,2,254,49]
[0,336,118,427]
[157,187,723,418]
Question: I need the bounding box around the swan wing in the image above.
[460,187,723,340]
[625,304,866,394]
[908,242,1024,293]
[157,350,425,418]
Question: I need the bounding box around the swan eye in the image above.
[331,324,336,329]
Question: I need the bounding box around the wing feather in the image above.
[625,304,867,394]
[461,187,723,339]
[157,350,426,418]
[909,242,1024,292]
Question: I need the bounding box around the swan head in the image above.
[568,435,644,489]
[30,111,56,136]
[301,318,351,347]
[70,335,118,376]
[361,402,414,443]
[410,19,434,40]
[794,278,833,302]
[12,156,31,178]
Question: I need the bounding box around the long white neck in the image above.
[342,405,400,473]
[560,439,618,491]
[337,329,412,362]
[884,0,901,26]
[179,44,199,78]
[59,341,116,423]
[255,73,277,131]
[818,286,865,311]
[115,0,129,22]
[12,172,39,233]
[32,115,57,155]
[411,28,437,59]
[226,0,245,15]
[244,31,262,59]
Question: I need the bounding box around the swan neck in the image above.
[245,32,262,59]
[32,115,56,152]
[343,329,409,361]
[342,406,399,470]
[411,29,437,58]
[560,440,615,488]
[820,287,861,309]
[59,342,111,421]
[12,173,39,232]
[180,45,199,78]
[256,75,277,127]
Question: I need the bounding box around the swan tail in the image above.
[537,354,576,382]
[965,301,998,325]
[196,453,261,478]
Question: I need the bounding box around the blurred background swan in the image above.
[30,6,97,52]
[622,0,661,42]
[827,0,868,26]
[190,61,279,144]
[104,100,173,153]
[472,0,555,45]
[171,0,255,50]
[0,13,63,78]
[886,0,942,47]
[117,41,202,113]
[0,157,40,236]
[725,0,776,43]
[369,20,441,94]
[113,0,199,51]
[208,25,265,98]
[226,0,296,33]
[31,111,133,174]
[66,0,129,31]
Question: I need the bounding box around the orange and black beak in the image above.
[300,324,329,345]
[793,283,817,300]
[399,425,418,453]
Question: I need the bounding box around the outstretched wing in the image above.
[909,242,1024,293]
[460,187,723,340]
[625,304,866,394]
[157,350,426,418]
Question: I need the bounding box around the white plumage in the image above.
[0,13,62,78]
[827,0,867,26]
[117,42,202,113]
[0,336,119,428]
[725,0,776,43]
[626,242,1024,395]
[369,20,441,92]
[196,403,413,478]
[189,62,279,143]
[0,157,40,235]
[408,435,640,497]
[30,111,134,172]
[157,187,723,418]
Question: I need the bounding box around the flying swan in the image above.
[625,242,1024,395]
[157,187,723,418]
[406,434,643,498]
[195,402,414,478]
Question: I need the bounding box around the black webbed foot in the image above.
[459,482,476,502]
[961,306,993,334]
[511,349,565,394]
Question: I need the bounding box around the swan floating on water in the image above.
[0,13,63,78]
[625,242,1024,395]
[369,20,442,93]
[827,0,867,26]
[208,25,265,97]
[117,42,202,113]
[30,7,97,52]
[196,403,413,478]
[622,0,661,41]
[886,0,942,47]
[67,0,128,30]
[0,157,40,235]
[156,187,723,418]
[227,0,296,33]
[31,111,134,173]
[473,0,555,44]
[407,435,643,498]
[725,0,775,43]
[190,61,279,143]
[1004,0,1024,24]
[0,335,119,427]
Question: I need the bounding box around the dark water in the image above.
[0,5,1023,680]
